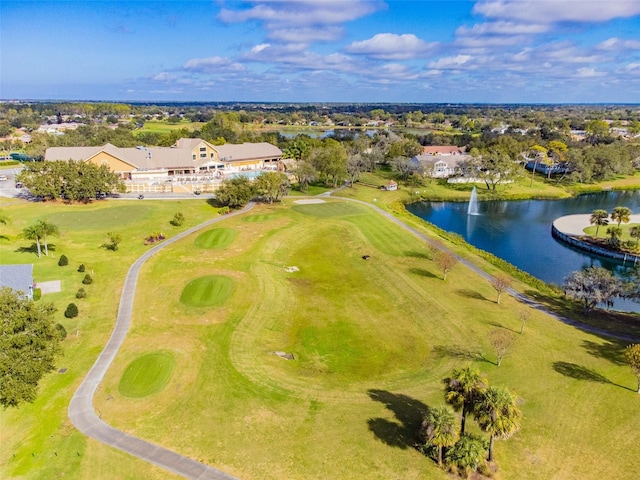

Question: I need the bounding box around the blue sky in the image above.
[2,0,640,103]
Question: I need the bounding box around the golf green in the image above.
[118,352,175,398]
[194,228,236,249]
[180,275,233,307]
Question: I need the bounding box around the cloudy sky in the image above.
[2,0,640,103]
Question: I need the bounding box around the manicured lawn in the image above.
[119,352,175,398]
[194,228,237,249]
[2,196,640,480]
[179,275,233,307]
[134,120,204,135]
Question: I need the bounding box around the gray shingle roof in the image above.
[0,264,34,296]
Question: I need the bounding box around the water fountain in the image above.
[467,186,479,215]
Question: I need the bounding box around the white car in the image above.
[0,174,7,181]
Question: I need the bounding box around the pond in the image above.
[406,190,640,313]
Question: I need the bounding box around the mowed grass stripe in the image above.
[291,201,366,218]
[180,275,233,307]
[194,228,236,249]
[118,352,175,398]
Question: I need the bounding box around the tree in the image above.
[445,434,488,476]
[103,232,122,251]
[58,254,68,266]
[473,386,522,462]
[254,171,290,203]
[630,226,640,248]
[309,139,347,187]
[606,225,623,248]
[64,302,79,318]
[611,206,631,227]
[590,209,609,237]
[527,145,547,186]
[215,176,257,208]
[290,159,317,193]
[37,220,59,257]
[465,147,519,191]
[443,367,488,436]
[563,266,622,315]
[519,310,529,335]
[490,274,512,304]
[170,212,185,227]
[624,344,640,394]
[0,287,61,408]
[489,329,516,366]
[21,223,43,258]
[434,250,458,281]
[420,405,459,466]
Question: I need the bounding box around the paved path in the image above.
[554,213,640,236]
[335,196,640,343]
[68,205,255,480]
[69,195,639,480]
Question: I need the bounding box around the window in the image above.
[199,147,206,152]
[200,153,207,158]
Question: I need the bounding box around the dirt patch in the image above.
[37,280,61,294]
[294,199,326,204]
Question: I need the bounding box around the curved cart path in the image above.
[68,205,255,480]
[336,196,639,343]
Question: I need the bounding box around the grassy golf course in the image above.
[1,193,639,480]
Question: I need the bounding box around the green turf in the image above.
[242,214,275,223]
[45,205,154,230]
[291,201,367,217]
[119,353,176,398]
[194,228,236,249]
[179,275,233,307]
[2,194,640,480]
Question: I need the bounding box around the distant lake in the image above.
[406,190,640,313]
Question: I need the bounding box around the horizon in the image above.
[3,1,640,104]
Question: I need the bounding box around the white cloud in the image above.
[182,56,246,73]
[473,0,640,24]
[345,33,437,59]
[428,55,473,69]
[218,0,386,30]
[269,26,343,43]
[456,21,548,36]
[575,67,606,78]
[597,37,640,51]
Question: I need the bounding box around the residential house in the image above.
[0,264,34,299]
[412,146,469,178]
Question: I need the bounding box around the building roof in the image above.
[44,139,283,171]
[0,264,34,296]
[421,145,466,155]
[414,153,468,167]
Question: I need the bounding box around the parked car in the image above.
[0,174,7,181]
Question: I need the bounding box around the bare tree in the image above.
[490,274,512,304]
[434,250,458,281]
[490,329,516,366]
[519,311,529,335]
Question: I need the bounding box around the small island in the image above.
[552,211,640,264]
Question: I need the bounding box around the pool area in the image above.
[227,170,270,180]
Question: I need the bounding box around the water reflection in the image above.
[407,190,640,312]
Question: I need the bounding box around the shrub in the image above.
[218,206,230,215]
[64,303,78,318]
[58,254,68,266]
[78,264,85,272]
[76,288,86,299]
[32,288,42,301]
[170,212,185,226]
[82,274,93,285]
[55,322,67,340]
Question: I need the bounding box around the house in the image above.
[0,264,34,299]
[383,180,398,191]
[412,154,469,178]
[420,145,465,156]
[44,138,283,182]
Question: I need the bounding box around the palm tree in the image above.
[421,405,459,465]
[445,434,488,476]
[473,386,522,462]
[611,206,631,227]
[629,226,640,248]
[443,367,488,436]
[590,209,609,237]
[21,224,43,258]
[37,220,59,256]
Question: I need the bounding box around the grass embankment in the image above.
[2,196,640,480]
[0,199,218,480]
